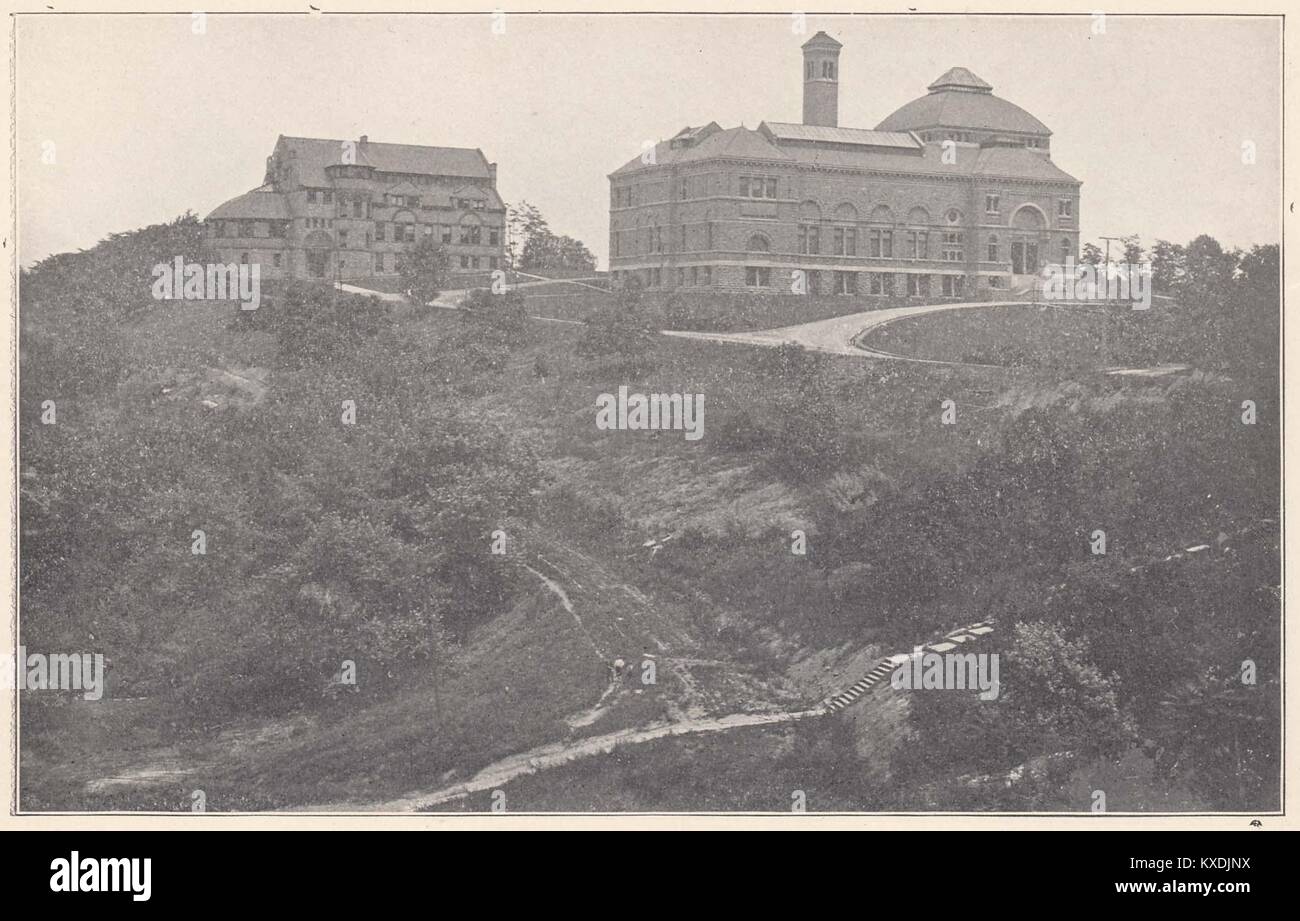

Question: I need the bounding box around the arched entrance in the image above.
[1008,205,1047,274]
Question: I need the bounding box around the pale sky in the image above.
[16,13,1283,269]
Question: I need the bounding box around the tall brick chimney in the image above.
[802,31,842,128]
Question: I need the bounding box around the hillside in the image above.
[18,216,1281,812]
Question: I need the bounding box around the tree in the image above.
[1181,234,1238,304]
[398,236,448,306]
[1149,239,1185,292]
[1238,243,1279,296]
[505,201,548,269]
[1120,234,1144,266]
[508,200,596,275]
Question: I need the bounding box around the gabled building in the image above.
[206,134,506,281]
[608,32,1081,296]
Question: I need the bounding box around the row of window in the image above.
[216,218,503,242]
[744,268,965,298]
[214,220,292,238]
[918,131,1048,150]
[614,266,970,296]
[805,59,837,80]
[616,227,1071,265]
[613,180,1074,224]
[304,188,490,212]
[620,266,713,288]
[235,252,284,268]
[372,223,498,245]
[229,251,499,273]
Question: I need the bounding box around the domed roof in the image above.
[206,185,288,221]
[875,68,1050,136]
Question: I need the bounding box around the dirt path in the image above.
[304,706,826,812]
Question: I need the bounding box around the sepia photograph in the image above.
[3,5,1288,829]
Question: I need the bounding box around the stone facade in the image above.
[205,135,506,283]
[608,33,1081,299]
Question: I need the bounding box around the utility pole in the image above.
[1097,235,1125,368]
[1098,235,1125,303]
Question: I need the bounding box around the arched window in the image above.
[806,60,814,80]
[1060,237,1072,263]
[869,205,894,258]
[988,234,999,262]
[747,234,770,253]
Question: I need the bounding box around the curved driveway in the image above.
[662,299,1030,362]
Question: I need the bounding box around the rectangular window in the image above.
[941,275,965,297]
[987,239,998,262]
[746,266,770,287]
[701,266,711,286]
[338,230,348,247]
[1058,199,1073,218]
[985,195,1000,214]
[845,228,857,257]
[489,229,500,246]
[833,228,845,256]
[942,232,963,262]
[677,267,685,287]
[442,226,452,244]
[834,271,857,295]
[273,253,282,268]
[680,178,688,200]
[376,223,386,242]
[307,190,317,203]
[738,175,777,199]
[869,273,883,296]
[690,266,699,286]
[460,255,469,268]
